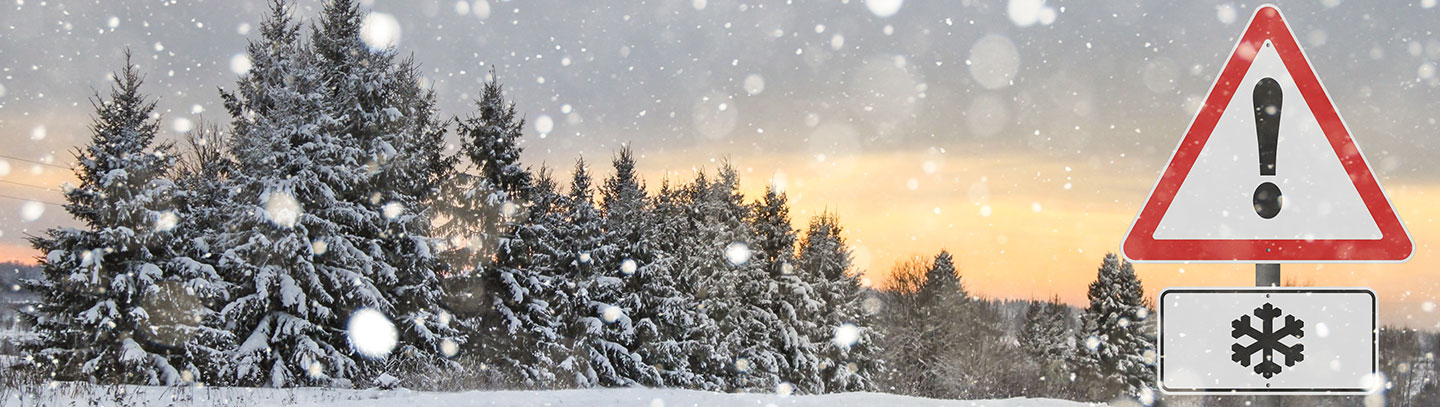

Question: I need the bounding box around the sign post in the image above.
[1122,4,1411,399]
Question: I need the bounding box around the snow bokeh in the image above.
[724,242,752,266]
[864,0,904,18]
[360,12,401,50]
[154,211,179,232]
[620,258,637,275]
[347,308,399,359]
[833,323,860,349]
[229,53,252,75]
[263,192,301,228]
[968,35,1020,90]
[600,305,623,324]
[19,201,44,222]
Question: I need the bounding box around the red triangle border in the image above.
[1121,5,1413,263]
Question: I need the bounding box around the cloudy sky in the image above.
[3,0,1440,326]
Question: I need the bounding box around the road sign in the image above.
[1158,288,1378,394]
[1121,5,1412,263]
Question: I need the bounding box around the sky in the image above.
[2,0,1440,327]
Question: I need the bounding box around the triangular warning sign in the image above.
[1122,5,1412,263]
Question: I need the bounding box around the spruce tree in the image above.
[217,2,388,387]
[1020,296,1076,398]
[435,70,532,277]
[914,250,969,397]
[637,178,718,389]
[796,212,879,393]
[311,0,459,383]
[437,75,568,386]
[26,54,227,386]
[1074,253,1156,401]
[694,164,784,391]
[549,159,656,387]
[591,148,664,386]
[752,186,823,392]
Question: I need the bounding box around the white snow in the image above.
[535,115,554,135]
[347,308,398,359]
[743,74,765,95]
[5,385,1104,407]
[19,201,44,222]
[172,117,194,133]
[263,191,301,228]
[724,242,752,266]
[383,202,405,220]
[361,13,402,50]
[1216,4,1238,24]
[229,53,252,75]
[30,125,46,141]
[619,258,637,275]
[1007,0,1057,27]
[600,305,623,324]
[833,323,860,348]
[154,211,179,232]
[968,35,1020,90]
[865,0,904,18]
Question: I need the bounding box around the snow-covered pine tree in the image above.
[169,120,240,384]
[549,158,655,387]
[913,250,970,397]
[589,148,664,386]
[751,185,823,393]
[694,164,785,392]
[434,70,532,278]
[431,69,561,387]
[1021,296,1074,368]
[1020,295,1076,398]
[796,212,880,393]
[26,54,227,386]
[216,2,389,387]
[1073,253,1155,401]
[310,0,459,384]
[636,178,718,390]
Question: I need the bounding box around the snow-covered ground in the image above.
[1,385,1106,407]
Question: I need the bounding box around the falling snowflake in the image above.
[620,259,637,275]
[347,308,398,359]
[600,305,623,324]
[382,202,404,220]
[154,211,179,232]
[20,201,45,222]
[1231,302,1305,379]
[776,381,794,396]
[263,192,301,228]
[734,357,751,373]
[834,323,860,348]
[440,339,459,358]
[724,242,752,266]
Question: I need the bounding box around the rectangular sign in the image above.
[1158,288,1378,394]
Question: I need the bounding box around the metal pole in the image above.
[1256,263,1281,407]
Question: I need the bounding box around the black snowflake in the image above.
[1230,302,1305,378]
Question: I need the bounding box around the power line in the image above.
[0,179,61,193]
[0,193,64,207]
[0,154,71,170]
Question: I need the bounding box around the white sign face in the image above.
[1151,42,1379,241]
[1158,288,1378,394]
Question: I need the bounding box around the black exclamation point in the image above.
[1253,77,1283,219]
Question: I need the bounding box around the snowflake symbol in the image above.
[1230,302,1305,378]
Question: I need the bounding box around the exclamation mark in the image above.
[1253,77,1283,219]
